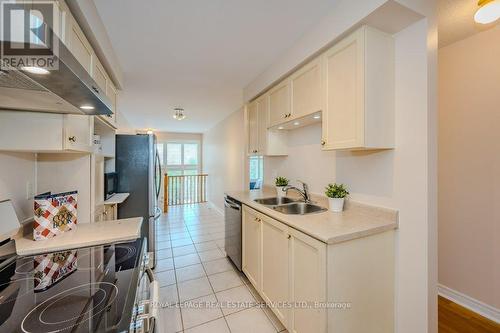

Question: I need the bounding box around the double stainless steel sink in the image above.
[254,197,327,215]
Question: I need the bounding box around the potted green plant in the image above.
[275,176,289,198]
[325,183,349,212]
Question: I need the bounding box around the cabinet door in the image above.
[291,57,323,119]
[242,206,262,290]
[257,94,269,154]
[289,228,327,333]
[68,18,93,74]
[93,59,108,95]
[261,216,290,326]
[247,102,259,155]
[322,29,364,150]
[269,79,291,127]
[105,82,118,126]
[63,115,93,152]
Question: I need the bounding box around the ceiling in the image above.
[438,0,498,48]
[94,0,338,133]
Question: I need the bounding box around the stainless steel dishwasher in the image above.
[224,195,242,270]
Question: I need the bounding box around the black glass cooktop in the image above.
[0,238,143,333]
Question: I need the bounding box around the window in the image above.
[249,156,264,190]
[165,142,201,175]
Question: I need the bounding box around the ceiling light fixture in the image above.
[21,66,50,75]
[80,105,95,110]
[173,107,186,120]
[475,0,500,24]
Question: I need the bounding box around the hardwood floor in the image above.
[439,296,500,333]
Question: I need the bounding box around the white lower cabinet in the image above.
[289,227,327,333]
[261,215,290,326]
[242,205,326,332]
[242,204,395,333]
[242,206,262,289]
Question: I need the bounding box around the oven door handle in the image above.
[146,267,159,332]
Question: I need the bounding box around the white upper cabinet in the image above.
[247,101,259,155]
[93,58,108,94]
[0,112,93,153]
[103,81,118,127]
[290,57,323,120]
[247,94,287,156]
[321,26,394,150]
[63,114,94,152]
[269,79,291,127]
[67,17,93,75]
[250,25,394,150]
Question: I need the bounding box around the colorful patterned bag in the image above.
[33,191,78,241]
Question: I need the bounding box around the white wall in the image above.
[0,152,37,222]
[37,153,92,224]
[264,123,335,194]
[202,108,247,212]
[439,26,500,311]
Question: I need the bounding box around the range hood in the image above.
[0,22,112,116]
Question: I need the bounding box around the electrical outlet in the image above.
[26,181,34,200]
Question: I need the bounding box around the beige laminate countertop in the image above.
[15,217,143,256]
[226,189,398,245]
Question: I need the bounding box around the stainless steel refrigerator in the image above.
[116,134,162,268]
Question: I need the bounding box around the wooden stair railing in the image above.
[163,174,208,212]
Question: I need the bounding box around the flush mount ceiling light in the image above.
[475,0,500,24]
[21,66,50,75]
[173,107,186,120]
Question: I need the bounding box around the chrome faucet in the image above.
[283,181,311,203]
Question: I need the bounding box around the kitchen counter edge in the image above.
[226,190,398,245]
[14,217,143,256]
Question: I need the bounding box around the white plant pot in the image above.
[276,186,286,198]
[328,198,345,212]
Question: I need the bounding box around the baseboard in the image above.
[208,201,224,216]
[438,284,500,324]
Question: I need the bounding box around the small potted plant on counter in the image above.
[325,183,349,212]
[275,176,289,198]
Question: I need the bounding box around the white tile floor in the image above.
[153,203,287,333]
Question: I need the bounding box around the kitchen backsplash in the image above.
[0,152,37,222]
[264,123,335,194]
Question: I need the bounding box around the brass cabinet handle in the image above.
[68,136,76,143]
[321,140,326,146]
[287,234,291,239]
